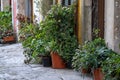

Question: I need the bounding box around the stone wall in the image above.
[104,0,120,53]
[114,0,120,53]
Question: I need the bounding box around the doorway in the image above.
[92,0,105,39]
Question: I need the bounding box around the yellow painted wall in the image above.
[57,0,61,4]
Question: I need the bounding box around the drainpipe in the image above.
[77,0,83,45]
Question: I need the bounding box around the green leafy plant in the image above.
[19,23,41,63]
[102,53,120,80]
[19,22,51,63]
[0,11,12,30]
[0,11,13,38]
[40,4,78,64]
[72,38,112,71]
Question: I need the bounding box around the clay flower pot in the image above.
[50,52,66,69]
[93,68,104,80]
[3,36,15,43]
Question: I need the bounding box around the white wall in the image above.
[104,0,114,49]
[33,0,53,24]
[33,0,43,24]
[83,0,92,41]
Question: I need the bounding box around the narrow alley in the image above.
[0,43,92,80]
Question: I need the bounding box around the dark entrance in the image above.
[92,0,105,39]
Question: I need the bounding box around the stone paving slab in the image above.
[0,43,93,80]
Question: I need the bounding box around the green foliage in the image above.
[21,4,78,64]
[19,23,42,63]
[20,22,51,63]
[102,53,120,80]
[0,10,13,42]
[0,11,12,31]
[72,38,112,71]
[40,4,78,62]
[72,37,120,79]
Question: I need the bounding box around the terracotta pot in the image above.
[93,68,104,80]
[3,36,14,42]
[50,52,66,69]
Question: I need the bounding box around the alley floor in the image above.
[0,43,93,80]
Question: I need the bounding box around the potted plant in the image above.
[19,23,42,64]
[86,38,112,80]
[34,39,52,67]
[0,10,15,43]
[72,38,112,79]
[38,5,77,69]
[72,46,91,74]
[2,30,15,43]
[46,4,78,68]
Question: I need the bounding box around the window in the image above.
[62,0,75,6]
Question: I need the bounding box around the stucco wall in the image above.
[33,0,53,23]
[104,0,114,50]
[83,0,92,41]
[33,0,43,23]
[1,0,10,11]
[114,0,120,53]
[17,0,25,15]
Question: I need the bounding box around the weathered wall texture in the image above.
[33,0,43,23]
[114,0,120,53]
[17,0,25,15]
[83,0,92,41]
[1,0,10,11]
[104,0,114,50]
[33,0,53,23]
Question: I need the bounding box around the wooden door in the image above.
[92,0,104,39]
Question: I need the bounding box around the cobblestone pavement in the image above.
[0,43,93,80]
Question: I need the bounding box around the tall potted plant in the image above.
[40,4,78,69]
